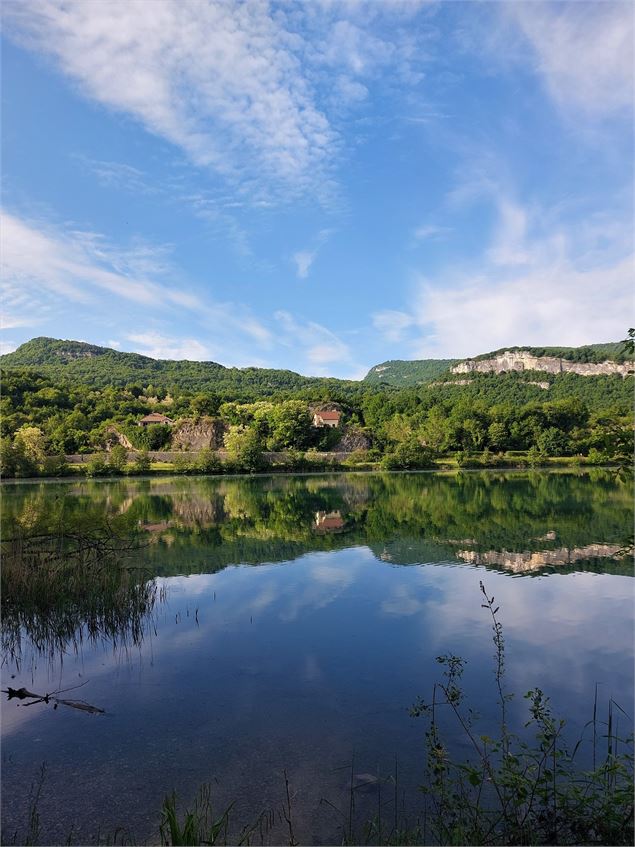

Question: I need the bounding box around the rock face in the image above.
[103,426,134,450]
[171,417,226,450]
[332,427,371,452]
[452,351,631,377]
[457,544,621,573]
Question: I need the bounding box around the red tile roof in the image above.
[139,413,173,423]
[317,410,340,420]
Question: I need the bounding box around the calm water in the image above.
[1,471,633,844]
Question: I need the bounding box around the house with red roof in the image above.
[137,413,174,427]
[312,409,341,428]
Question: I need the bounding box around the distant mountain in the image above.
[0,337,356,397]
[470,343,628,364]
[363,359,457,386]
[2,337,630,399]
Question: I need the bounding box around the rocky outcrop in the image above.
[103,426,134,450]
[457,543,621,573]
[452,351,631,377]
[331,427,371,452]
[171,417,226,450]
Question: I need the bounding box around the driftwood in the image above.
[2,682,105,715]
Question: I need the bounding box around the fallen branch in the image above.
[3,683,105,715]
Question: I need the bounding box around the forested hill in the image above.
[1,336,630,399]
[363,359,457,386]
[0,337,357,397]
[471,342,628,364]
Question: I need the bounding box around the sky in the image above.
[1,0,633,378]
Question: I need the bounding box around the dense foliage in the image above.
[472,341,628,363]
[0,337,632,478]
[363,358,457,386]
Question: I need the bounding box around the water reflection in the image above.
[3,470,630,582]
[0,471,632,844]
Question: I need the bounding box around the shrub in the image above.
[195,449,222,474]
[84,455,109,477]
[382,438,435,470]
[410,582,634,846]
[132,450,151,473]
[108,444,128,473]
[40,454,69,477]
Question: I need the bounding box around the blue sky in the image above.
[1,0,633,378]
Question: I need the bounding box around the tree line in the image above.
[0,364,632,477]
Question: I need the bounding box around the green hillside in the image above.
[364,359,457,386]
[472,342,628,364]
[0,337,357,399]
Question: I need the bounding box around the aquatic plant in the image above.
[409,582,634,845]
[1,497,158,665]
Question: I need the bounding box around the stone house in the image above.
[137,413,174,427]
[312,410,341,428]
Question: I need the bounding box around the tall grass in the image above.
[1,501,158,665]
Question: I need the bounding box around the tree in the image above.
[223,426,265,472]
[191,393,221,417]
[14,425,46,463]
[267,401,312,450]
[109,444,128,473]
[133,450,151,473]
[195,448,222,474]
[382,436,435,470]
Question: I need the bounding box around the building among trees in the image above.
[137,413,174,427]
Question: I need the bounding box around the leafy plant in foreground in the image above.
[410,582,634,845]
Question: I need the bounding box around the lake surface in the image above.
[1,471,633,844]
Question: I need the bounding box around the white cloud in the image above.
[274,309,359,375]
[372,310,415,344]
[0,209,272,358]
[413,254,634,360]
[4,1,431,205]
[391,189,634,358]
[502,2,633,120]
[292,250,316,279]
[126,332,214,362]
[1,211,189,309]
[486,198,530,267]
[4,0,337,203]
[413,224,451,242]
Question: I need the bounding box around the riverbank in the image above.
[0,449,618,480]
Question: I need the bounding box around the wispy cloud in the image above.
[291,228,333,279]
[388,190,633,359]
[274,309,362,376]
[412,224,451,243]
[292,250,316,279]
[372,310,415,344]
[5,1,430,206]
[0,209,272,358]
[4,0,337,203]
[126,332,215,362]
[414,254,633,359]
[506,2,633,120]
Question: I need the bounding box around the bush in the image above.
[108,444,128,473]
[195,449,222,474]
[132,450,151,473]
[40,454,69,477]
[84,455,109,477]
[410,582,634,846]
[223,426,265,473]
[382,438,435,470]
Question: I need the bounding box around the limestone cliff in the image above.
[171,417,226,451]
[452,351,631,377]
[331,427,371,452]
[103,426,134,450]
